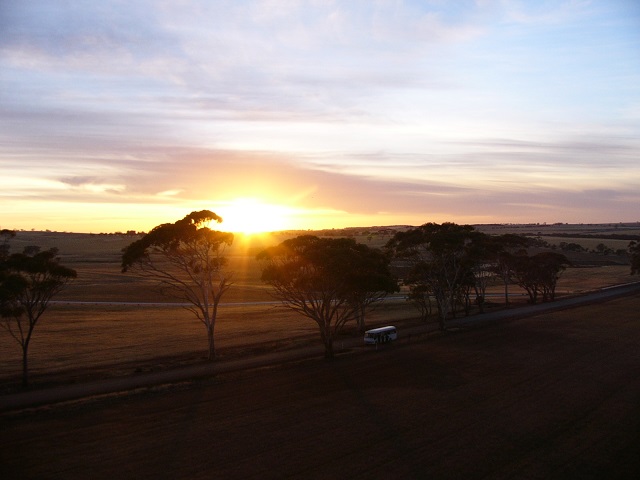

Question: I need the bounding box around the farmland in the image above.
[1,225,640,478]
[2,293,640,479]
[0,224,637,390]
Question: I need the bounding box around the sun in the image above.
[216,198,294,235]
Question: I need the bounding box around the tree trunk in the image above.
[207,300,220,361]
[207,324,215,360]
[421,304,428,323]
[435,292,448,331]
[504,280,510,307]
[357,306,366,334]
[322,325,334,360]
[324,339,334,359]
[463,292,471,316]
[22,344,29,388]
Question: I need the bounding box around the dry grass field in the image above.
[0,227,636,390]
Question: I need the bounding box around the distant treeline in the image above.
[535,233,640,241]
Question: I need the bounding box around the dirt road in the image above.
[2,289,640,479]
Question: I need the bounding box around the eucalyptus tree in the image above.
[536,252,571,302]
[257,235,396,359]
[345,243,398,333]
[510,251,571,304]
[387,223,486,330]
[0,243,76,387]
[488,234,530,307]
[630,240,640,275]
[0,229,14,258]
[121,210,234,360]
[406,283,432,323]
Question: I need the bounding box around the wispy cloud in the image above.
[1,0,639,231]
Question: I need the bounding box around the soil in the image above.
[2,294,640,479]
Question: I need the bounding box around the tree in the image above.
[0,229,15,258]
[537,252,571,301]
[510,251,571,304]
[121,210,234,360]
[559,242,585,253]
[257,236,396,359]
[629,241,640,275]
[387,223,486,330]
[406,283,432,323]
[462,233,509,315]
[489,234,530,307]
[0,230,21,320]
[457,267,476,316]
[594,243,613,255]
[0,244,77,387]
[343,243,398,333]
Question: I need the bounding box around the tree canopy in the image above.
[387,222,486,330]
[0,241,76,387]
[488,234,531,307]
[629,241,640,275]
[121,210,234,360]
[388,223,572,327]
[509,251,571,304]
[257,235,397,358]
[122,210,227,271]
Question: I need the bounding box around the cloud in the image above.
[0,1,181,71]
[500,0,593,26]
[2,0,485,110]
[1,0,639,230]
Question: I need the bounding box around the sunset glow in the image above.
[1,1,639,232]
[216,198,295,235]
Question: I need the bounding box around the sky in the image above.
[1,0,639,234]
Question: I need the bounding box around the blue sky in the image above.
[1,0,639,233]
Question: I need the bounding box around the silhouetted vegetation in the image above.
[539,233,640,241]
[387,223,576,330]
[121,210,234,360]
[1,221,634,388]
[630,241,640,275]
[489,234,531,307]
[387,223,489,330]
[559,241,587,252]
[257,235,397,358]
[0,231,76,387]
[509,251,571,303]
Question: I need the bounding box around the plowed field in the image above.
[2,294,639,479]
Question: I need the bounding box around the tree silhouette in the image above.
[344,243,398,333]
[257,236,396,359]
[406,283,432,322]
[387,223,485,330]
[121,210,233,360]
[510,251,571,304]
[489,234,530,307]
[629,241,640,275]
[0,243,76,387]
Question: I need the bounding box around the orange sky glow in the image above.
[1,1,639,233]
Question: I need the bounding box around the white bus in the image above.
[364,326,397,345]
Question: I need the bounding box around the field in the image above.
[0,226,637,390]
[1,226,640,478]
[1,294,640,479]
